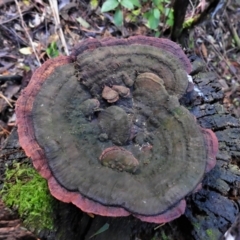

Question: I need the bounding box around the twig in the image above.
[0,125,10,135]
[154,223,165,230]
[0,5,34,25]
[0,25,28,46]
[203,35,240,82]
[224,11,240,49]
[189,0,197,18]
[0,0,14,7]
[0,75,22,83]
[0,92,13,108]
[197,0,206,12]
[0,63,15,74]
[49,0,69,56]
[14,0,41,65]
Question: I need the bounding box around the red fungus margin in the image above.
[16,36,218,224]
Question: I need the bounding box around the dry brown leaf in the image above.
[201,43,208,59]
[87,212,95,218]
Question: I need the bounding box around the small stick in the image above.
[0,92,13,108]
[49,0,69,56]
[0,125,10,135]
[14,0,41,65]
[154,223,165,230]
[224,11,240,49]
[0,75,22,83]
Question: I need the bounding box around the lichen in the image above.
[206,228,221,240]
[206,229,214,239]
[0,161,54,231]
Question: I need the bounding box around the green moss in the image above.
[183,15,200,29]
[150,231,169,240]
[172,107,184,117]
[206,228,221,240]
[0,162,54,231]
[206,229,214,239]
[160,231,169,240]
[192,221,201,230]
[183,18,194,29]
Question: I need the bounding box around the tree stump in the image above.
[0,200,38,240]
[1,56,240,240]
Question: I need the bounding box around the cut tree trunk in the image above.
[1,59,240,240]
[0,200,38,240]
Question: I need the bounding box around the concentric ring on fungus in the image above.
[16,36,218,223]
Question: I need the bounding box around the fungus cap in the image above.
[16,36,218,224]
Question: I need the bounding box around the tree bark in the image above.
[0,200,38,240]
[1,59,240,240]
[171,0,189,41]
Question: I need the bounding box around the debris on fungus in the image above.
[99,146,139,173]
[102,86,119,103]
[15,36,218,224]
[112,85,130,98]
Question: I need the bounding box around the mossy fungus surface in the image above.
[15,36,218,223]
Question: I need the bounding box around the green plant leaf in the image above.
[155,31,160,37]
[132,8,141,16]
[129,0,140,7]
[157,4,164,13]
[167,9,174,20]
[114,8,123,26]
[165,7,173,16]
[143,10,150,19]
[89,223,110,239]
[153,8,160,19]
[46,42,59,58]
[166,18,174,27]
[126,12,136,22]
[146,12,159,29]
[101,0,119,12]
[121,0,134,9]
[153,0,162,5]
[76,16,90,28]
[90,0,98,9]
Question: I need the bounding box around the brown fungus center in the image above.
[16,36,218,223]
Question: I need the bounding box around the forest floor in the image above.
[0,0,240,239]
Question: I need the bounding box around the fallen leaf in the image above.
[76,16,90,29]
[201,43,208,59]
[87,212,94,218]
[19,47,33,55]
[89,223,109,239]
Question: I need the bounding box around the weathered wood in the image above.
[0,200,38,240]
[182,61,240,240]
[1,58,240,239]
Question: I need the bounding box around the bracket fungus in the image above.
[16,36,218,224]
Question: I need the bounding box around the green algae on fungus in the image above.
[0,162,54,231]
